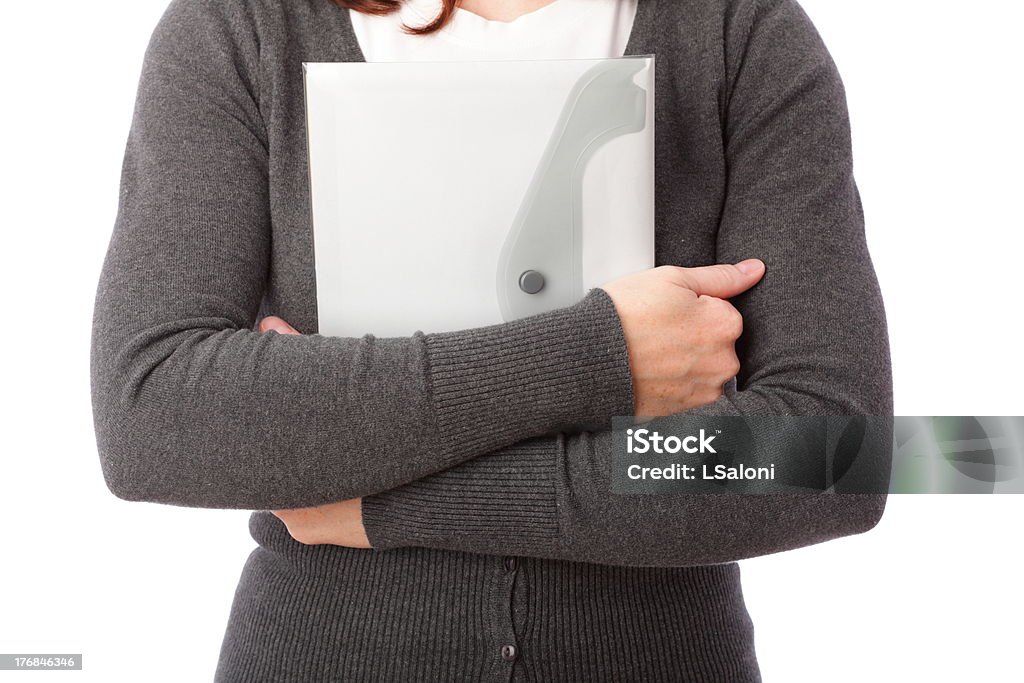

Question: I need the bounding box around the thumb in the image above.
[259,316,300,335]
[676,259,765,298]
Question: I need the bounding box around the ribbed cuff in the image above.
[423,287,633,464]
[362,439,562,553]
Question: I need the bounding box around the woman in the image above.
[91,0,892,679]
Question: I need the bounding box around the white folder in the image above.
[304,56,655,337]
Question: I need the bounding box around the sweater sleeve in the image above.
[360,0,893,567]
[89,0,634,510]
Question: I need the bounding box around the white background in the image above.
[0,1,1021,681]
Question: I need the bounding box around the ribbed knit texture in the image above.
[91,0,893,679]
[217,515,761,681]
[425,289,633,460]
[362,439,563,553]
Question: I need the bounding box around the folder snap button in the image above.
[519,270,545,294]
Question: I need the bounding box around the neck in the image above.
[457,0,560,22]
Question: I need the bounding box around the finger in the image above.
[259,316,300,335]
[676,259,765,299]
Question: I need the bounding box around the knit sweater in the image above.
[90,0,893,680]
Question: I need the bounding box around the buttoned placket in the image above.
[487,553,522,681]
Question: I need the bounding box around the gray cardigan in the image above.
[90,0,892,679]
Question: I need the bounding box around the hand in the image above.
[600,259,766,418]
[271,498,371,548]
[258,315,371,549]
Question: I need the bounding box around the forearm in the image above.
[361,391,891,567]
[92,288,631,509]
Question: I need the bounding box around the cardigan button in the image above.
[504,556,519,572]
[501,644,518,662]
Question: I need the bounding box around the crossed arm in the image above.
[91,0,892,568]
[262,259,768,552]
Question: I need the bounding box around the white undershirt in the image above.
[349,0,639,62]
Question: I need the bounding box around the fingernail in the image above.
[736,259,763,276]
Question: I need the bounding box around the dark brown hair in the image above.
[334,0,460,35]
